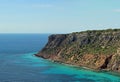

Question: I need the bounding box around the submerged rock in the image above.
[36,29,120,72]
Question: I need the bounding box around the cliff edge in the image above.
[36,29,120,72]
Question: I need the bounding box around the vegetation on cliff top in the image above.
[41,29,120,57]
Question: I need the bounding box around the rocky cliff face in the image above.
[36,29,120,72]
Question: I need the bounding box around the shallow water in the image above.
[0,34,120,82]
[1,53,120,82]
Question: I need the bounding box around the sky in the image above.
[0,0,120,33]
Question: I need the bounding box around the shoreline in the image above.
[34,54,120,77]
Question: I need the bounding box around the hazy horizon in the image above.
[0,0,120,33]
[0,28,119,34]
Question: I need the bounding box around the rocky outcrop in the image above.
[36,29,120,72]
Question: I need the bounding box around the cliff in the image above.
[36,29,120,72]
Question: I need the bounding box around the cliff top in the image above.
[41,29,120,56]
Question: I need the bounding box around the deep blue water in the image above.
[0,34,120,82]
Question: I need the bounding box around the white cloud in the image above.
[31,4,54,8]
[0,3,54,9]
[114,9,120,12]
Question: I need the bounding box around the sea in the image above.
[0,34,120,82]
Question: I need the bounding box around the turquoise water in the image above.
[0,34,120,82]
[24,53,120,82]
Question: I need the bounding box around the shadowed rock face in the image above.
[36,29,120,72]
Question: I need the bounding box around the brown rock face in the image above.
[36,29,120,72]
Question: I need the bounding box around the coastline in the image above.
[36,29,120,74]
[34,54,120,77]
